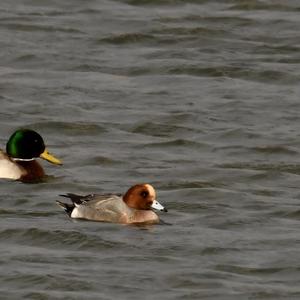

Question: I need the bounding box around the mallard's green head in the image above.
[6,129,62,165]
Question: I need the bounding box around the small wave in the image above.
[218,162,300,175]
[161,180,224,190]
[141,138,206,149]
[201,246,241,255]
[131,121,196,137]
[251,145,298,155]
[14,54,37,62]
[0,208,17,216]
[84,156,124,167]
[0,23,83,34]
[229,2,297,11]
[27,121,106,136]
[0,228,123,251]
[124,0,203,6]
[150,26,226,37]
[216,264,287,276]
[99,33,155,45]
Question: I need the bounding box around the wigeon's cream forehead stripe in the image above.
[144,184,156,197]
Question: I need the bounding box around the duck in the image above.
[57,183,167,224]
[0,129,62,182]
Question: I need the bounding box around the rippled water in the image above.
[1,0,300,299]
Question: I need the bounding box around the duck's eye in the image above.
[140,191,149,198]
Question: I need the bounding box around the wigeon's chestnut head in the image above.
[123,184,167,212]
[57,183,168,224]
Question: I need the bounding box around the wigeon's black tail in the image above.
[56,200,74,217]
[56,193,89,217]
[59,193,92,204]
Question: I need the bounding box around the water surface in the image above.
[1,0,300,299]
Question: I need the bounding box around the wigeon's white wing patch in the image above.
[0,151,24,180]
[70,206,82,218]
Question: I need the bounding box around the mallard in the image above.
[0,129,62,182]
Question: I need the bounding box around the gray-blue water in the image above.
[1,1,300,299]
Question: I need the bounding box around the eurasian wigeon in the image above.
[56,184,167,224]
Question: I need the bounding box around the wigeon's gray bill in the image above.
[151,200,168,212]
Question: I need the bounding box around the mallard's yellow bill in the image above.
[40,148,62,165]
